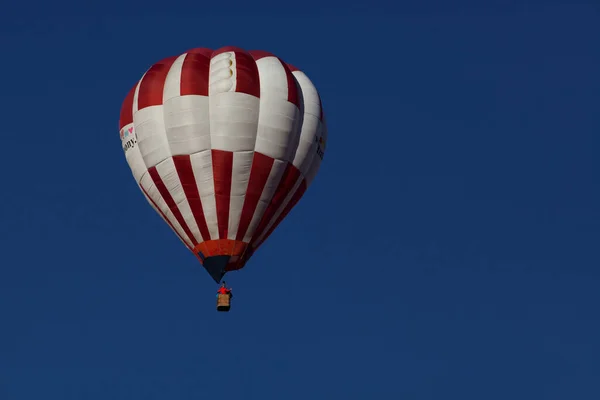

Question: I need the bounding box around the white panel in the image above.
[254,99,300,160]
[293,71,322,119]
[227,151,253,240]
[208,92,259,152]
[155,158,202,243]
[134,105,172,168]
[190,150,218,240]
[291,71,323,173]
[254,56,302,161]
[140,172,193,248]
[255,56,288,100]
[242,159,286,242]
[163,53,185,102]
[293,115,320,174]
[165,96,211,156]
[209,51,259,152]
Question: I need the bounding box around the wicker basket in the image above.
[216,293,231,312]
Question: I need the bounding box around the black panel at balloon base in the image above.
[203,255,230,283]
[216,293,231,312]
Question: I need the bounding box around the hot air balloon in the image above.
[118,46,327,299]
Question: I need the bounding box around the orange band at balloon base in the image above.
[193,239,249,271]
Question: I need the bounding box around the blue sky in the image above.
[1,1,599,399]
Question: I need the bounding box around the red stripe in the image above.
[173,155,211,241]
[212,46,247,57]
[212,47,260,98]
[181,49,211,96]
[282,62,300,108]
[249,163,301,246]
[186,47,213,57]
[286,63,299,72]
[137,56,178,110]
[235,152,275,241]
[211,150,233,239]
[119,84,136,130]
[139,184,193,252]
[253,179,307,251]
[248,50,275,61]
[148,166,198,246]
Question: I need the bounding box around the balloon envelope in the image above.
[119,46,327,282]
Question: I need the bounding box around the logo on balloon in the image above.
[121,126,137,153]
[316,135,326,160]
[120,126,134,140]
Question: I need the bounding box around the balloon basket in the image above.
[216,293,231,312]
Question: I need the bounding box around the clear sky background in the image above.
[0,1,599,399]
